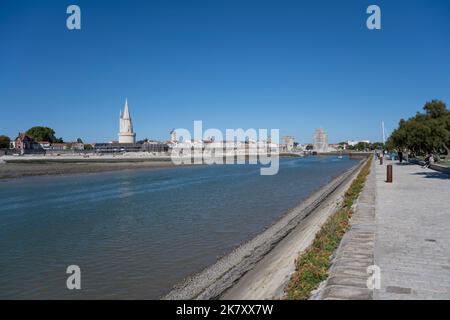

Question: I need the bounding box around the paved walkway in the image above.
[318,158,450,300]
[374,160,450,299]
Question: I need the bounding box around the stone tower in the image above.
[313,128,328,152]
[118,98,136,143]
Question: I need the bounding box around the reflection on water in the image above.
[0,156,357,299]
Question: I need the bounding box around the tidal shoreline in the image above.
[163,159,366,300]
[0,153,301,180]
[0,160,179,180]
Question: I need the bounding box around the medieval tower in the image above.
[118,98,136,144]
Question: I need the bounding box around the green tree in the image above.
[25,126,63,143]
[354,142,370,151]
[0,135,10,149]
[336,142,347,150]
[370,142,384,150]
[424,99,447,118]
[306,144,314,150]
[387,100,450,161]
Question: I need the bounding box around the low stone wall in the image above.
[408,158,450,174]
[316,152,373,160]
[0,149,18,156]
[429,164,450,174]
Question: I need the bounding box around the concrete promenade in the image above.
[318,158,450,299]
[374,160,450,299]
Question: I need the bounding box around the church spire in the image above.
[123,97,130,119]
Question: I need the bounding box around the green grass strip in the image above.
[285,158,372,300]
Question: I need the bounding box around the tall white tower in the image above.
[118,98,136,143]
[313,128,328,152]
[170,129,177,143]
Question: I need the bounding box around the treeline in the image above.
[387,100,450,161]
[0,126,64,148]
[24,126,64,143]
[344,142,384,151]
[0,126,88,149]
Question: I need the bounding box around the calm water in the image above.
[0,156,357,299]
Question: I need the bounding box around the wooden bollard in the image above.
[386,164,393,183]
[380,156,383,165]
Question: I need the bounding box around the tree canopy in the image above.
[370,142,385,150]
[345,142,383,151]
[350,142,371,151]
[387,100,450,160]
[0,135,10,149]
[25,126,63,143]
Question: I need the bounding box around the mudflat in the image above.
[0,160,177,180]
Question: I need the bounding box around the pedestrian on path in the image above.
[422,153,434,168]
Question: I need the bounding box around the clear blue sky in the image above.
[1,0,449,143]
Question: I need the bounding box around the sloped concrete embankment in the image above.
[163,159,367,300]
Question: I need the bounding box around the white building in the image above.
[118,98,136,144]
[37,141,51,150]
[347,140,370,147]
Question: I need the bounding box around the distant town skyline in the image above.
[1,0,450,143]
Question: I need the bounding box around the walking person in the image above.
[398,150,403,163]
